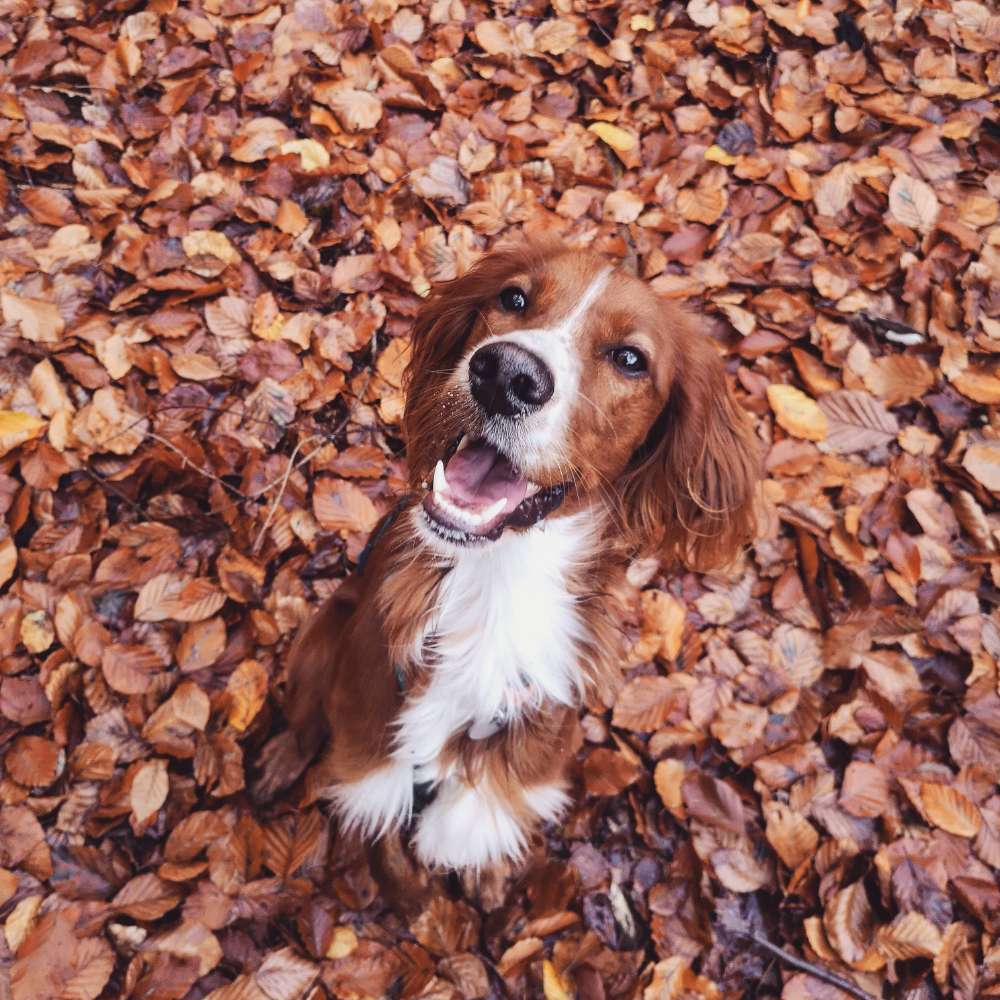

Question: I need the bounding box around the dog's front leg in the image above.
[411,775,570,872]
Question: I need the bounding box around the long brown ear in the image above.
[619,331,760,571]
[401,273,481,480]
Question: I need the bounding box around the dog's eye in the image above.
[609,346,648,375]
[499,287,528,313]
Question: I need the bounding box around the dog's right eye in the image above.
[499,287,528,313]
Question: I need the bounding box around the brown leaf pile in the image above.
[1,0,999,997]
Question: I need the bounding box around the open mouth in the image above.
[422,436,566,544]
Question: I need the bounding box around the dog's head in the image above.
[402,238,759,569]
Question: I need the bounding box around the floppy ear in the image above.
[619,330,760,571]
[401,271,485,488]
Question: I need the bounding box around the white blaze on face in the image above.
[453,267,613,473]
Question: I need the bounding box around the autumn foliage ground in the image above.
[1,0,1000,997]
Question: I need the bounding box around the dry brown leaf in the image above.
[840,761,889,818]
[888,173,940,233]
[5,896,41,954]
[313,478,380,535]
[963,442,1000,491]
[612,676,685,732]
[764,802,818,869]
[604,189,643,223]
[314,82,384,132]
[131,759,169,825]
[823,881,873,966]
[920,782,982,837]
[818,389,898,453]
[5,735,61,788]
[654,759,685,818]
[862,354,935,406]
[877,911,942,960]
[1,292,64,343]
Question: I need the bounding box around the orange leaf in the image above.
[920,782,981,837]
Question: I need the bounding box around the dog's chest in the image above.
[393,516,591,773]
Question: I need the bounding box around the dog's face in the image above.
[403,240,759,568]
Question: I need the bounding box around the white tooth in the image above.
[433,460,448,495]
[482,497,507,521]
[526,482,540,496]
[456,434,472,453]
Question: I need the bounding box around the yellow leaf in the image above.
[182,230,240,265]
[542,960,573,1000]
[766,384,828,441]
[279,138,330,171]
[705,144,738,165]
[325,926,358,959]
[19,611,54,654]
[227,659,269,732]
[654,759,685,818]
[630,13,655,29]
[5,895,42,954]
[587,121,637,153]
[0,410,46,459]
[0,535,15,588]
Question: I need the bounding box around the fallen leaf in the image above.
[587,122,637,153]
[766,385,828,441]
[131,759,169,825]
[0,411,47,458]
[888,173,940,233]
[921,783,981,837]
[226,659,269,732]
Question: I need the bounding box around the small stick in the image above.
[252,434,321,555]
[145,431,249,501]
[744,930,879,1000]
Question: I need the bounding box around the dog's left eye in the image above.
[609,346,648,375]
[499,287,528,313]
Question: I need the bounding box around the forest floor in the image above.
[1,0,999,997]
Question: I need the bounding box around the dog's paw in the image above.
[411,781,529,872]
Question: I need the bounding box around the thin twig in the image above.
[246,437,330,502]
[745,930,879,1000]
[145,431,249,501]
[81,467,144,517]
[252,434,321,555]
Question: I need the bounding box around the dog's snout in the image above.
[469,342,554,417]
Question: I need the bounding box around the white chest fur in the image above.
[397,510,593,777]
[329,511,593,863]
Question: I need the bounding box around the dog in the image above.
[257,238,759,895]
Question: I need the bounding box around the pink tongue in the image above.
[444,442,529,509]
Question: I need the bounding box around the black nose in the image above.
[469,342,554,417]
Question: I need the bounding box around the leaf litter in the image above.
[1,0,1000,997]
